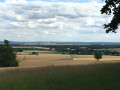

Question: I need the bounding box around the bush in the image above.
[94,52,102,61]
[32,52,38,55]
[0,40,19,67]
[14,49,23,52]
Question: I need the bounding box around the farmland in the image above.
[11,45,120,68]
[0,44,120,90]
[17,54,120,67]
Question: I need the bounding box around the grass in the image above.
[0,63,120,90]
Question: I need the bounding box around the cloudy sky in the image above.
[0,0,119,42]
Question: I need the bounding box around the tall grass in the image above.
[0,63,120,90]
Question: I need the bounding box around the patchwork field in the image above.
[1,51,120,90]
[17,54,120,68]
[94,48,120,51]
[13,46,50,50]
[16,50,52,55]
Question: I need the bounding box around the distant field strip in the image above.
[13,46,49,49]
[73,55,120,61]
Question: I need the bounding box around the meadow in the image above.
[0,63,120,90]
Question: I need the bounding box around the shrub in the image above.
[0,40,19,67]
[32,52,38,55]
[94,52,102,61]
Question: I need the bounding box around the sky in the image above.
[0,0,119,42]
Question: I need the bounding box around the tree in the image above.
[32,52,38,55]
[94,52,102,61]
[0,40,19,67]
[101,0,120,33]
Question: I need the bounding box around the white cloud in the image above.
[16,15,22,20]
[11,22,19,26]
[0,0,117,42]
[43,31,49,35]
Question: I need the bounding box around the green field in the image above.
[39,51,70,54]
[0,63,120,90]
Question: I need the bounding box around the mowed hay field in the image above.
[17,54,120,67]
[17,54,87,67]
[73,55,120,61]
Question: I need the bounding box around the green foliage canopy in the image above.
[0,40,19,67]
[101,0,120,33]
[94,52,102,61]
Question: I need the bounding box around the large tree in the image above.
[0,40,19,67]
[101,0,120,33]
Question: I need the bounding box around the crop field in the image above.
[13,46,50,50]
[17,53,120,68]
[73,55,120,61]
[16,50,52,55]
[0,63,120,90]
[1,46,120,90]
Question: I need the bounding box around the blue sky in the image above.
[0,0,4,2]
[0,0,119,42]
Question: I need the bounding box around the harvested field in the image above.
[16,51,52,55]
[13,46,50,49]
[17,54,120,68]
[73,55,120,61]
[23,50,51,52]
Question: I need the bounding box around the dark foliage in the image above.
[11,44,120,56]
[32,52,38,55]
[94,52,102,61]
[101,0,120,33]
[0,40,18,67]
[38,45,120,56]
